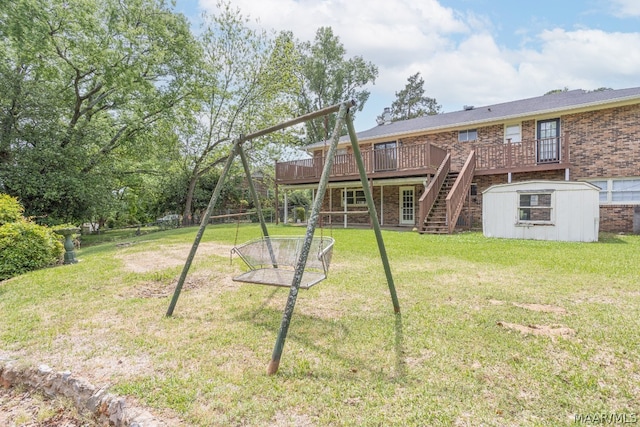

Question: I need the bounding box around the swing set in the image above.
[165,100,400,375]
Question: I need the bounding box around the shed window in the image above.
[458,129,477,142]
[517,192,553,224]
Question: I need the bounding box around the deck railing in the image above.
[277,136,569,184]
[276,142,447,183]
[446,150,475,233]
[475,136,568,171]
[417,153,450,230]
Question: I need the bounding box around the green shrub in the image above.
[0,220,64,280]
[294,207,306,222]
[0,194,24,226]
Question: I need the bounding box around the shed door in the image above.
[400,186,414,225]
[537,119,560,163]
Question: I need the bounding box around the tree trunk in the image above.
[182,172,199,226]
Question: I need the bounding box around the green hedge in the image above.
[0,220,64,280]
[0,194,64,280]
[0,194,23,226]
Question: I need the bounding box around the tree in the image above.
[297,27,378,143]
[544,87,570,95]
[384,72,441,122]
[0,0,198,223]
[175,2,300,223]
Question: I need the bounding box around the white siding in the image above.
[483,181,600,242]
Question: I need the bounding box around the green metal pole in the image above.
[166,139,241,317]
[345,114,400,314]
[267,100,355,375]
[237,144,278,267]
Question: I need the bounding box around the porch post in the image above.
[343,186,348,228]
[565,168,570,181]
[508,172,512,183]
[275,184,279,225]
[380,185,384,226]
[284,191,288,224]
[329,187,333,226]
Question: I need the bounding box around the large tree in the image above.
[386,72,441,122]
[175,2,300,223]
[297,27,378,143]
[0,0,197,223]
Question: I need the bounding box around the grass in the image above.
[1,224,639,426]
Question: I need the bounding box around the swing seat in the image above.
[231,236,334,289]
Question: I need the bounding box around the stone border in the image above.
[0,361,164,426]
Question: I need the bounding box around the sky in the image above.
[172,0,640,132]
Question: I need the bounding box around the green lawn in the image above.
[1,225,639,426]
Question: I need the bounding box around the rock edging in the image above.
[0,361,164,427]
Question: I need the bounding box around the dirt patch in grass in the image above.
[512,302,567,314]
[117,242,234,274]
[134,272,239,298]
[488,299,567,314]
[497,321,575,340]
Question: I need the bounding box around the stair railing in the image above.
[445,150,476,233]
[418,153,450,231]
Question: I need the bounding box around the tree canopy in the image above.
[296,27,378,144]
[383,72,441,122]
[0,1,380,226]
[0,0,198,223]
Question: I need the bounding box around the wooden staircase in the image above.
[422,172,459,234]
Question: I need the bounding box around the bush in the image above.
[0,194,24,226]
[0,196,65,281]
[294,207,306,222]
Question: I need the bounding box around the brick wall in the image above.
[309,103,640,232]
[320,184,423,227]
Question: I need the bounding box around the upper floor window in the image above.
[505,124,522,143]
[458,129,477,142]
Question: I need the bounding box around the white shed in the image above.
[482,181,600,242]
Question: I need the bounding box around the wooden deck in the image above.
[276,137,570,184]
[275,142,447,185]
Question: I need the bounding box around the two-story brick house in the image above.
[275,87,640,233]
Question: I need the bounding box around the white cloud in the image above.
[198,0,640,129]
[611,0,640,17]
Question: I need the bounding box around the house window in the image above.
[517,191,554,224]
[341,189,366,206]
[590,180,609,203]
[587,178,640,204]
[505,124,521,143]
[458,129,477,142]
[612,179,640,202]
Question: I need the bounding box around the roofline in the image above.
[354,93,640,144]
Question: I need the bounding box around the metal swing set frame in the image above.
[165,100,400,375]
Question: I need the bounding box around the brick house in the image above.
[275,87,640,233]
